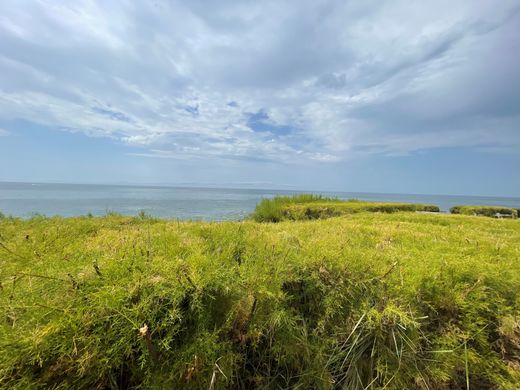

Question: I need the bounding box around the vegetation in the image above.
[251,195,439,222]
[249,194,340,222]
[1,211,519,389]
[450,205,519,219]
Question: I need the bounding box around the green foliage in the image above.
[250,194,440,222]
[29,212,47,220]
[0,212,519,388]
[136,210,157,222]
[450,205,519,218]
[250,194,340,222]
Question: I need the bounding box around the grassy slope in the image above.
[0,213,519,389]
[251,196,439,222]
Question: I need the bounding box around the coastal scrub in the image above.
[0,211,519,388]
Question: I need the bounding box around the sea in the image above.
[1,182,519,221]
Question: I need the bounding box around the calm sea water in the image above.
[1,182,519,220]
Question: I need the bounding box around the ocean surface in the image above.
[1,182,519,220]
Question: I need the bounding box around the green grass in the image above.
[0,211,519,389]
[251,194,439,222]
[450,205,519,218]
[249,194,340,222]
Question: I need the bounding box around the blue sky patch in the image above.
[184,105,199,116]
[246,110,293,136]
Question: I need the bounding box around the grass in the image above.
[249,194,340,222]
[0,210,519,388]
[251,194,439,222]
[450,205,519,218]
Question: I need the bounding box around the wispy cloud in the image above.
[0,128,9,136]
[0,0,519,162]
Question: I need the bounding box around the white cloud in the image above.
[0,0,519,162]
[0,128,9,136]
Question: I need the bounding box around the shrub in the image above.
[450,205,518,218]
[450,206,462,214]
[251,195,440,222]
[250,194,339,222]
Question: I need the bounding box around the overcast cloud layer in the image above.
[1,0,519,173]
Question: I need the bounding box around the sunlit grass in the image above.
[250,194,440,222]
[0,211,519,388]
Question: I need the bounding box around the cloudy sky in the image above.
[0,0,519,195]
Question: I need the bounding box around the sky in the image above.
[0,0,519,196]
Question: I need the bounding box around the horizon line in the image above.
[0,180,518,200]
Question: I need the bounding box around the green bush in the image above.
[250,194,340,222]
[450,205,518,218]
[450,206,461,214]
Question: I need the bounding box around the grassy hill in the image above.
[0,208,519,388]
